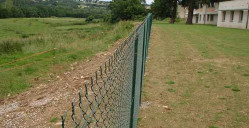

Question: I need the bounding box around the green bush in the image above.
[109,0,146,23]
[133,15,146,21]
[86,15,94,23]
[151,0,173,19]
[104,14,111,22]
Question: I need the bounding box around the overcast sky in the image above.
[146,0,154,4]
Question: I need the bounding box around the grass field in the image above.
[0,18,133,98]
[138,22,249,128]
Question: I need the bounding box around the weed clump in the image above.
[168,88,176,92]
[243,73,249,77]
[166,81,175,84]
[224,85,232,88]
[232,86,240,92]
[50,117,59,122]
[209,126,219,128]
[0,41,23,54]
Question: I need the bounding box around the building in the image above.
[217,0,249,29]
[177,5,188,19]
[192,2,219,25]
[191,0,249,29]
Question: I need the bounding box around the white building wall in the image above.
[193,15,196,23]
[217,0,249,29]
[211,15,218,25]
[193,3,218,25]
[193,14,218,25]
[217,10,248,29]
[219,0,249,11]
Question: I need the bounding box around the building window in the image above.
[203,14,205,21]
[199,15,202,21]
[222,11,226,22]
[207,15,210,21]
[239,11,244,22]
[210,15,214,21]
[230,11,234,22]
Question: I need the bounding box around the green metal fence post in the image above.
[139,21,147,105]
[145,13,152,60]
[148,14,152,45]
[145,15,150,60]
[130,35,139,128]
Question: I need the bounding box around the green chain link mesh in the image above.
[61,13,152,128]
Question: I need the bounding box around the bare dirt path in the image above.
[138,23,249,128]
[0,39,124,128]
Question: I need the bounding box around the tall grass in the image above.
[0,18,134,98]
[0,41,23,54]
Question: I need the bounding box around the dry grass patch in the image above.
[138,22,249,128]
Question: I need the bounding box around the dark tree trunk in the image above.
[170,0,177,24]
[186,0,194,24]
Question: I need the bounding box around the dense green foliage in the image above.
[0,0,109,18]
[108,0,146,23]
[151,0,173,19]
[179,0,198,7]
[86,15,94,23]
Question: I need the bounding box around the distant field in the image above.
[0,18,134,98]
[139,22,249,128]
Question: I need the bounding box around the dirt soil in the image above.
[0,38,124,127]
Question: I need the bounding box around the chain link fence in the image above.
[61,13,152,128]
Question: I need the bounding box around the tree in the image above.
[13,0,29,7]
[179,0,199,24]
[0,0,109,19]
[186,0,195,24]
[0,8,10,18]
[26,7,38,17]
[151,0,172,20]
[140,0,146,4]
[36,5,50,17]
[170,0,178,23]
[11,6,24,17]
[5,0,13,9]
[109,0,146,23]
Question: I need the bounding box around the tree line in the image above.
[0,0,108,18]
[0,0,229,24]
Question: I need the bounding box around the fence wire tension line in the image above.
[61,13,153,128]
